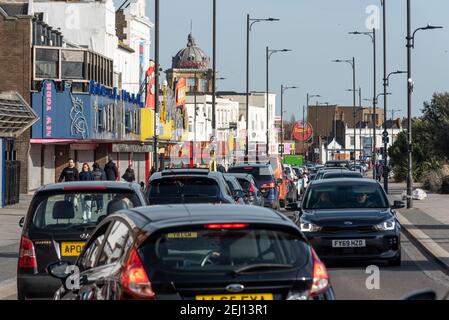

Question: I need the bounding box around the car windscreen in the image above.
[139,227,309,274]
[303,184,388,209]
[228,166,273,186]
[30,190,141,231]
[149,177,220,199]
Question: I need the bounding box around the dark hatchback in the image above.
[225,173,264,206]
[222,174,246,205]
[48,204,335,300]
[228,164,280,210]
[293,179,404,266]
[146,169,234,205]
[17,181,147,299]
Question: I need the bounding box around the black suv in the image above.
[17,181,147,299]
[146,169,234,205]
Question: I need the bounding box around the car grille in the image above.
[320,225,376,233]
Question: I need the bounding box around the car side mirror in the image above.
[19,216,24,228]
[47,261,72,280]
[392,200,406,209]
[402,289,437,300]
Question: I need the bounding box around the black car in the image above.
[314,168,350,181]
[324,160,350,169]
[321,170,363,180]
[226,173,264,206]
[17,181,148,300]
[223,174,247,204]
[294,178,404,266]
[48,204,335,300]
[146,169,234,205]
[228,164,280,209]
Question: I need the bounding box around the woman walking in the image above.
[79,163,94,222]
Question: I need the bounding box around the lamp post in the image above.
[153,0,160,172]
[280,85,298,158]
[389,108,402,146]
[332,58,356,166]
[406,1,443,207]
[266,47,291,157]
[246,15,279,162]
[349,30,376,176]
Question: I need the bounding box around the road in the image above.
[1,207,449,300]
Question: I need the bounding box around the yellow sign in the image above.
[166,232,198,239]
[61,242,85,257]
[196,293,273,300]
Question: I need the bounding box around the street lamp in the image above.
[246,15,279,161]
[266,48,291,157]
[153,0,160,172]
[406,1,443,208]
[280,85,298,158]
[332,58,356,166]
[349,29,376,176]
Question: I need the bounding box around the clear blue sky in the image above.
[126,0,449,120]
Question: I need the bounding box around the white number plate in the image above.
[332,239,366,248]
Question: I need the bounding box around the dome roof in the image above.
[172,33,210,69]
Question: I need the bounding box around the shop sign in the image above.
[112,144,152,153]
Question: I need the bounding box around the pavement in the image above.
[388,182,449,273]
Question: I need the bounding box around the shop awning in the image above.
[0,92,38,138]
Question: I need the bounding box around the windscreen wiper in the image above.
[230,263,294,275]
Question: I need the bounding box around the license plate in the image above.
[196,293,273,300]
[332,239,366,248]
[61,242,85,257]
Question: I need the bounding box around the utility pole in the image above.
[153,0,159,171]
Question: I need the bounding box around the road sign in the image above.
[293,121,313,141]
[278,144,284,154]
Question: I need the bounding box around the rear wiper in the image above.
[230,263,294,275]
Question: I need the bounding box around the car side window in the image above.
[78,223,110,271]
[97,220,131,266]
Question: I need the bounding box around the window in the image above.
[187,78,196,92]
[350,136,355,146]
[97,221,131,266]
[97,107,104,132]
[62,50,85,79]
[125,111,131,133]
[35,48,58,78]
[77,223,110,271]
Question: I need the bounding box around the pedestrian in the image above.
[217,163,226,173]
[376,163,383,182]
[209,150,217,172]
[79,163,94,223]
[58,158,79,182]
[92,162,106,214]
[150,166,155,176]
[122,164,136,183]
[104,158,119,181]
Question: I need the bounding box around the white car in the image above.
[284,164,301,198]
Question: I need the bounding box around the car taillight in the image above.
[204,223,249,229]
[18,236,37,271]
[121,248,155,299]
[309,247,329,297]
[248,184,256,193]
[261,182,275,189]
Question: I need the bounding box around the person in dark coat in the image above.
[79,163,94,222]
[58,158,79,182]
[104,159,119,181]
[92,162,106,213]
[122,164,136,183]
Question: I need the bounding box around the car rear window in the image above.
[30,191,141,231]
[149,177,220,198]
[228,166,273,185]
[322,172,363,179]
[303,184,388,209]
[139,226,309,273]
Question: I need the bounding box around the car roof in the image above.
[225,173,255,180]
[150,169,224,180]
[309,178,377,186]
[323,172,363,177]
[36,181,139,192]
[123,204,295,231]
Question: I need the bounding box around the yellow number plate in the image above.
[196,293,273,300]
[61,242,85,257]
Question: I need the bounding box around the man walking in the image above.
[104,158,119,181]
[58,158,79,182]
[122,164,136,183]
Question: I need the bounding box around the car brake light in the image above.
[243,167,253,170]
[248,184,256,193]
[309,248,329,297]
[204,223,249,229]
[121,248,155,299]
[261,182,275,189]
[18,236,37,271]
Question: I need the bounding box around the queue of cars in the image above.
[16,157,407,300]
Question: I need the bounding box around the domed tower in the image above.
[166,33,214,94]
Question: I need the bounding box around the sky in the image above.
[129,0,449,120]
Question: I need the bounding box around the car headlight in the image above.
[375,218,396,231]
[300,219,322,232]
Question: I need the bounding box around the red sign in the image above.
[293,121,313,141]
[145,61,156,109]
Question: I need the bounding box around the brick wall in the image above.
[0,14,32,193]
